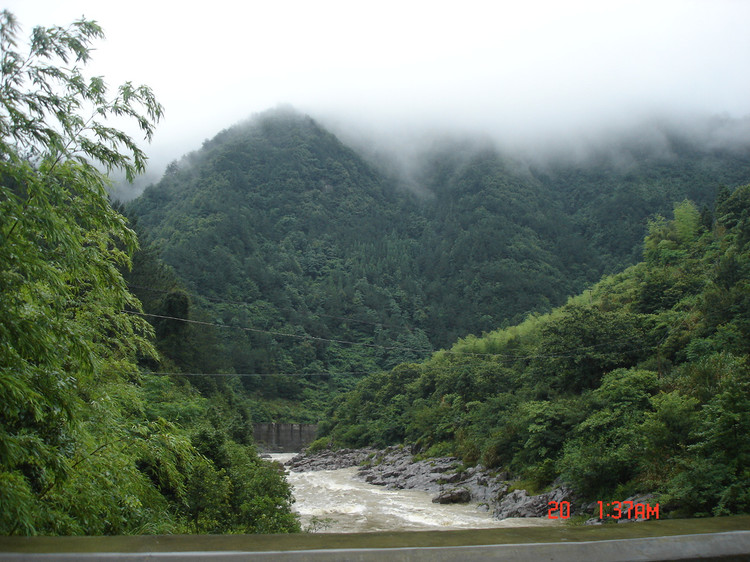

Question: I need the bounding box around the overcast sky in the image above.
[5,0,750,175]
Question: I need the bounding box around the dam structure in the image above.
[253,423,318,452]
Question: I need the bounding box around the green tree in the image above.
[559,369,659,497]
[664,367,750,516]
[0,12,257,537]
[0,10,163,534]
[531,306,647,393]
[1,12,301,536]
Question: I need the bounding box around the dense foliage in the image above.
[0,13,298,535]
[127,110,436,404]
[127,109,750,420]
[9,7,747,537]
[320,192,750,516]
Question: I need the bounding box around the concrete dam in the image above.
[253,423,318,452]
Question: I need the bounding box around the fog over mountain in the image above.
[5,0,750,192]
[105,109,750,203]
[305,111,750,202]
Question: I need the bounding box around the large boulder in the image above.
[356,447,461,494]
[432,487,472,504]
[494,486,576,519]
[357,448,512,510]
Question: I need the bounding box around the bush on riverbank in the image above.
[317,193,750,517]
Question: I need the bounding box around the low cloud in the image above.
[8,0,748,184]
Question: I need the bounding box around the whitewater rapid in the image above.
[270,453,561,533]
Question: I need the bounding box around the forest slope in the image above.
[319,189,750,517]
[127,108,750,418]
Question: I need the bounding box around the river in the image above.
[270,453,561,533]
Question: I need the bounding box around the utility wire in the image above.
[125,309,681,362]
[126,310,428,353]
[114,304,695,381]
[127,283,408,330]
[127,285,665,359]
[149,372,344,377]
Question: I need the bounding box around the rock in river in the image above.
[432,487,472,504]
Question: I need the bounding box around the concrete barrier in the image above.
[2,531,750,561]
[252,423,317,452]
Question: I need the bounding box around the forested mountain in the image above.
[126,108,750,420]
[319,188,750,517]
[528,119,750,270]
[8,10,747,538]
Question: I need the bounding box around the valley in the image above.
[120,108,750,520]
[4,3,750,542]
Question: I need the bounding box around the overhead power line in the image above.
[127,283,408,331]
[125,310,430,353]
[125,309,676,362]
[149,372,344,377]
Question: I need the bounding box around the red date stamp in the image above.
[597,500,659,520]
[547,500,660,520]
[547,500,571,519]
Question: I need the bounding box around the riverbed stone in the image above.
[288,446,581,520]
[285,447,377,471]
[352,447,514,515]
[432,487,472,504]
[493,486,576,519]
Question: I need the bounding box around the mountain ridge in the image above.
[126,107,750,414]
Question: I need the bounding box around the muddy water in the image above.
[271,453,560,533]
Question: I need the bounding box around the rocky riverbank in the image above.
[285,447,378,471]
[285,446,578,519]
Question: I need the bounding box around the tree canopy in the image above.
[0,11,298,535]
[126,107,750,420]
[318,191,750,517]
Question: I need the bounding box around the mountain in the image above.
[126,108,750,417]
[127,109,431,406]
[318,186,750,517]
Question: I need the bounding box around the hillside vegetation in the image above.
[126,109,750,420]
[7,10,749,537]
[0,14,297,535]
[319,189,750,517]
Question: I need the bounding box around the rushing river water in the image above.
[270,453,561,533]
